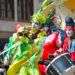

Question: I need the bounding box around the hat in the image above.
[65,17,74,26]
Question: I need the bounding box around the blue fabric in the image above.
[59,29,66,44]
[68,40,75,53]
[50,25,58,32]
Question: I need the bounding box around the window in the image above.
[0,0,33,22]
[0,0,14,20]
[17,0,33,22]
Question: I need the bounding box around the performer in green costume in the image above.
[6,0,56,74]
[7,26,40,75]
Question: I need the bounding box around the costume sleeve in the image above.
[42,32,58,60]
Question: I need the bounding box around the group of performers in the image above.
[0,0,75,75]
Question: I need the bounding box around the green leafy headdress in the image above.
[31,0,55,26]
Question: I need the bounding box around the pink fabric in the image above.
[65,26,74,31]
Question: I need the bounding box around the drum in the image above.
[47,53,75,75]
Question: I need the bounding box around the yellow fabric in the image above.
[7,59,26,75]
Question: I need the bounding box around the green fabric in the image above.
[11,36,32,62]
[7,35,40,75]
[17,52,39,75]
[9,33,46,75]
[4,34,17,61]
[4,34,31,63]
[34,31,46,52]
[18,65,39,75]
[34,34,46,61]
[7,32,46,75]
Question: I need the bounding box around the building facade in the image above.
[0,0,42,50]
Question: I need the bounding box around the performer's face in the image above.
[66,27,74,37]
[52,17,61,28]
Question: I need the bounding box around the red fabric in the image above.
[70,52,75,61]
[65,26,74,31]
[63,37,75,61]
[74,26,75,31]
[42,32,60,60]
[63,37,69,52]
[38,64,47,75]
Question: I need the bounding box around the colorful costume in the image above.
[42,31,62,60]
[33,0,66,75]
[17,30,47,75]
[63,17,75,63]
[6,25,40,75]
[4,33,18,64]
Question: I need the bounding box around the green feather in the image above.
[31,0,55,25]
[41,0,53,8]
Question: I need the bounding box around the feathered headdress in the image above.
[31,0,55,26]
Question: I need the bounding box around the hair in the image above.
[65,17,74,26]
